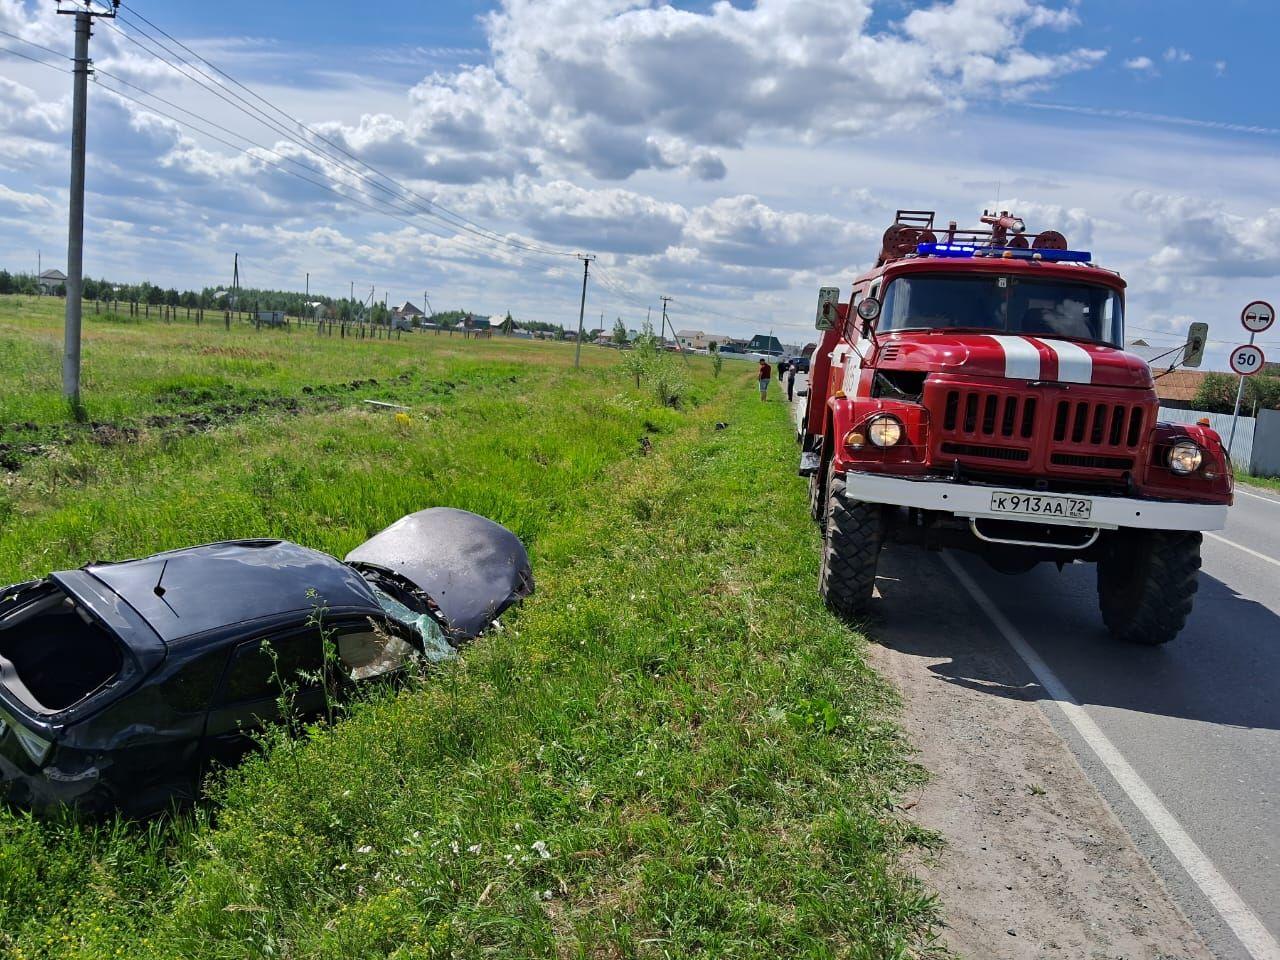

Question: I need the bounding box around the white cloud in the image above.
[1124,56,1155,72]
[1163,47,1192,63]
[0,183,54,213]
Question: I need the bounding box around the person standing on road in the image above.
[757,358,771,401]
[776,357,788,382]
[786,361,797,402]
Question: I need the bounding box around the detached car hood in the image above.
[345,508,534,639]
[878,334,1153,389]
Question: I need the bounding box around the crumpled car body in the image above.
[0,508,532,817]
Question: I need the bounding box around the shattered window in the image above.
[369,586,455,664]
[337,627,416,681]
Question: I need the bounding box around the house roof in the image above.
[394,301,423,315]
[1153,369,1207,404]
[673,329,703,339]
[39,269,66,281]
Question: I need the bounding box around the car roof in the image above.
[79,540,382,645]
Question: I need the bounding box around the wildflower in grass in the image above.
[449,840,460,855]
[356,845,373,855]
[531,840,550,860]
[467,843,482,854]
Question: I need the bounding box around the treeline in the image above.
[1194,371,1280,414]
[0,269,542,330]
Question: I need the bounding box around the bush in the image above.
[1195,371,1280,414]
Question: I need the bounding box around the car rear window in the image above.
[0,581,125,712]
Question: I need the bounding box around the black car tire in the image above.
[1097,531,1201,645]
[819,462,884,618]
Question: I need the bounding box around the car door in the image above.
[200,626,329,770]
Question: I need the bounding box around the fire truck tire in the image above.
[1096,531,1202,645]
[819,466,884,618]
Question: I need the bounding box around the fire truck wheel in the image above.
[819,465,884,618]
[1096,531,1202,645]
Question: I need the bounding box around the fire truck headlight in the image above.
[1168,440,1203,475]
[866,415,903,448]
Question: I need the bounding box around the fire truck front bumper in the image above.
[841,472,1228,533]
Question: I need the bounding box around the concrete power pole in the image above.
[573,254,595,369]
[58,0,119,404]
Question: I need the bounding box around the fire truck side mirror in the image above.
[816,286,840,330]
[1182,321,1208,369]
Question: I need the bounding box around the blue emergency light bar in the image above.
[916,242,1092,263]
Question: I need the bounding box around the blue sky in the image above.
[1,0,1278,366]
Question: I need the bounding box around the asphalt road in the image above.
[789,376,1279,959]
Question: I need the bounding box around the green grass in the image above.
[1238,472,1280,492]
[0,296,941,958]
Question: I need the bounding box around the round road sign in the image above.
[1241,300,1275,333]
[1230,343,1266,376]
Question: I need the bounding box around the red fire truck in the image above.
[799,210,1230,645]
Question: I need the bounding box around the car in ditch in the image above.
[0,507,533,817]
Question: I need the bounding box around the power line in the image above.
[0,29,70,60]
[0,44,68,70]
[92,76,558,271]
[113,2,576,261]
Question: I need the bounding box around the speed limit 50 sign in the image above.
[1230,343,1266,376]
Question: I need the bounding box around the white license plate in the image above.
[989,491,1092,520]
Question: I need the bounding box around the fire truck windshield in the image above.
[879,274,1123,346]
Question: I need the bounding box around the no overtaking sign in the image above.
[1242,300,1275,334]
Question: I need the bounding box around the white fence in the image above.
[1158,406,1255,472]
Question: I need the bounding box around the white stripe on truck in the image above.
[988,335,1042,380]
[1044,339,1093,383]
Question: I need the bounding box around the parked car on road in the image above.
[0,508,532,817]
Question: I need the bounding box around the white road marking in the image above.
[1236,486,1280,505]
[988,335,1042,380]
[1044,338,1093,384]
[942,552,1280,960]
[1205,531,1280,569]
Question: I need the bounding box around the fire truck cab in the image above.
[800,209,1231,645]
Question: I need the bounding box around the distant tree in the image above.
[180,290,199,308]
[500,311,514,334]
[612,317,627,344]
[165,288,180,306]
[145,284,165,305]
[1195,371,1280,414]
[1193,373,1238,414]
[0,270,12,294]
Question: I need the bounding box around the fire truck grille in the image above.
[942,390,1037,440]
[1050,452,1135,470]
[1051,400,1144,449]
[941,442,1031,462]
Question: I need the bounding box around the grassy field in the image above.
[0,296,940,958]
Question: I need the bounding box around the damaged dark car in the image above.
[0,508,532,817]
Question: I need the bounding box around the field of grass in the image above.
[0,295,940,958]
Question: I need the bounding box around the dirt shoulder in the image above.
[864,550,1213,960]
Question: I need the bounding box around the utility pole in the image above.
[573,254,595,368]
[58,0,118,403]
[661,296,689,366]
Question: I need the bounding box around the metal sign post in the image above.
[1227,300,1274,458]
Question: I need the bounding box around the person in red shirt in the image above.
[757,359,771,401]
